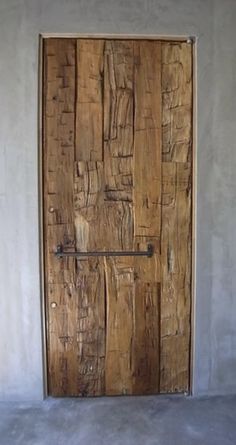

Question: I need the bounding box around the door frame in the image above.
[38,33,197,397]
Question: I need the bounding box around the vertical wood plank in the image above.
[76,40,104,161]
[103,40,134,205]
[104,256,135,395]
[132,41,162,393]
[103,40,135,395]
[134,41,162,238]
[44,38,77,395]
[132,236,161,394]
[160,162,191,392]
[160,41,192,393]
[132,279,160,394]
[74,39,106,396]
[162,42,192,162]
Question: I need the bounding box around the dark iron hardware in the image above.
[55,244,154,258]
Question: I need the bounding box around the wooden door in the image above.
[43,38,192,396]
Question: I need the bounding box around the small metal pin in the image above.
[51,302,57,308]
[49,207,55,213]
[187,36,195,44]
[56,244,63,258]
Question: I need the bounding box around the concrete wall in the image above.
[0,0,236,401]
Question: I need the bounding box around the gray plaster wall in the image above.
[0,0,236,401]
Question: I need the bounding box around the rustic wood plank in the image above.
[131,41,162,393]
[74,40,106,394]
[74,159,106,396]
[103,40,135,395]
[162,42,192,162]
[160,41,192,393]
[44,38,77,396]
[76,40,104,161]
[104,256,135,395]
[47,283,79,395]
[133,41,162,238]
[73,258,105,396]
[74,160,105,249]
[103,40,134,204]
[132,279,160,394]
[160,162,191,393]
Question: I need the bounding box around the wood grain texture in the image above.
[76,40,104,161]
[103,40,135,395]
[132,278,160,394]
[104,40,134,204]
[74,160,106,396]
[134,41,162,237]
[44,38,77,396]
[162,42,192,162]
[132,41,162,393]
[74,40,106,394]
[160,41,192,393]
[44,38,193,397]
[44,39,106,396]
[160,164,191,392]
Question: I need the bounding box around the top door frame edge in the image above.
[40,33,196,42]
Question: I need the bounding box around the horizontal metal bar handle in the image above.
[55,244,154,258]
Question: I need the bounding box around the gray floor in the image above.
[0,395,236,445]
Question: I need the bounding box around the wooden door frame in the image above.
[38,33,197,398]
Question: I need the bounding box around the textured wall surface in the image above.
[0,0,236,400]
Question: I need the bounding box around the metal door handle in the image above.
[55,244,154,258]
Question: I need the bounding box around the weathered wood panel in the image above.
[103,40,134,205]
[44,39,106,396]
[104,256,135,395]
[76,40,104,161]
[162,42,192,162]
[131,41,162,393]
[73,160,106,396]
[132,276,160,394]
[160,41,192,393]
[44,38,193,397]
[134,41,162,238]
[103,40,135,395]
[160,162,191,392]
[132,236,161,394]
[74,40,106,395]
[44,39,77,395]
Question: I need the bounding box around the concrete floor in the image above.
[0,395,235,445]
